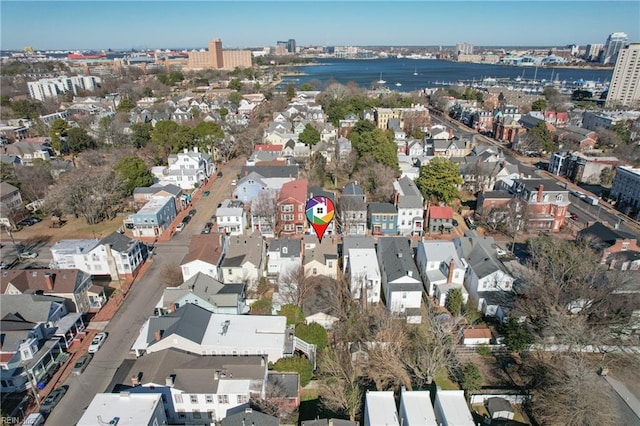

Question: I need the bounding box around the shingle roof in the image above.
[578,221,635,248]
[241,165,300,179]
[377,237,421,283]
[221,410,279,426]
[181,234,225,266]
[279,179,308,203]
[429,206,453,220]
[1,269,88,294]
[268,237,302,259]
[0,294,66,324]
[368,202,397,214]
[99,232,138,253]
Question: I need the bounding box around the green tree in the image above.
[299,82,314,91]
[460,362,482,392]
[219,107,229,118]
[295,322,328,353]
[531,98,547,111]
[529,121,556,152]
[599,167,613,187]
[502,317,532,353]
[278,304,305,326]
[250,298,272,315]
[286,83,296,101]
[141,86,154,97]
[66,127,96,153]
[611,121,630,144]
[228,91,242,105]
[130,122,153,148]
[116,98,136,113]
[151,120,179,151]
[228,78,243,91]
[195,121,224,140]
[415,157,462,204]
[115,156,153,195]
[299,124,321,147]
[272,355,313,387]
[169,71,184,84]
[10,99,44,119]
[348,120,398,170]
[445,288,464,316]
[49,118,71,153]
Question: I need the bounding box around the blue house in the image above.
[132,195,177,238]
[234,171,267,204]
[368,202,398,235]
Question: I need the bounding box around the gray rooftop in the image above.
[368,202,398,214]
[394,176,424,209]
[100,232,139,253]
[268,237,301,259]
[377,237,421,283]
[455,231,508,279]
[240,165,300,179]
[0,294,66,324]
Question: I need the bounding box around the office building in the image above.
[187,38,252,70]
[601,32,628,64]
[610,165,640,216]
[585,43,604,62]
[606,43,640,108]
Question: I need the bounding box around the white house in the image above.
[377,238,423,322]
[267,237,302,283]
[181,234,228,282]
[393,177,425,236]
[216,199,247,235]
[433,390,475,426]
[220,232,265,289]
[415,240,467,307]
[163,147,214,190]
[399,388,437,426]
[346,248,381,305]
[364,391,399,426]
[77,393,167,426]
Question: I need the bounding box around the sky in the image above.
[1,1,639,50]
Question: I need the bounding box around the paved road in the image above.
[44,158,244,426]
[602,375,640,425]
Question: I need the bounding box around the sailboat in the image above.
[413,67,418,76]
[395,82,402,87]
[377,72,386,84]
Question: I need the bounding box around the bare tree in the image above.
[318,345,364,421]
[251,189,278,235]
[14,162,54,203]
[352,155,396,202]
[274,264,312,308]
[160,264,183,287]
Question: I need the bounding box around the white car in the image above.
[88,332,107,353]
[175,222,185,232]
[19,251,38,259]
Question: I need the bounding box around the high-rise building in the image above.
[601,32,628,64]
[455,42,474,55]
[27,75,101,101]
[287,39,296,54]
[606,43,640,108]
[186,38,252,70]
[585,43,604,62]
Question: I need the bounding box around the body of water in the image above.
[276,58,614,93]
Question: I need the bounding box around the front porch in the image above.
[54,313,87,349]
[23,339,67,391]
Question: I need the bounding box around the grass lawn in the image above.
[434,368,459,390]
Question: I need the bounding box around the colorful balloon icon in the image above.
[305,196,335,242]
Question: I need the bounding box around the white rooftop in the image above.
[217,379,251,394]
[200,314,286,350]
[419,240,464,269]
[365,391,399,426]
[50,239,99,255]
[435,390,475,426]
[348,248,380,280]
[400,390,437,426]
[77,393,164,426]
[137,195,173,215]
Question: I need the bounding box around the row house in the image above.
[415,240,467,307]
[1,141,53,166]
[427,205,455,234]
[454,231,515,320]
[171,107,194,122]
[457,158,520,193]
[555,125,598,152]
[121,347,268,423]
[131,195,177,238]
[221,232,265,289]
[250,188,279,238]
[471,110,494,131]
[79,394,166,426]
[216,199,247,235]
[393,177,425,236]
[238,164,299,193]
[157,272,248,316]
[277,179,308,236]
[610,166,640,217]
[337,136,353,160]
[339,182,368,236]
[431,138,470,157]
[50,232,147,280]
[181,233,228,282]
[549,151,621,184]
[1,269,104,314]
[509,179,570,233]
[162,147,214,190]
[339,113,359,137]
[581,110,640,133]
[429,124,452,140]
[267,237,302,283]
[578,222,640,270]
[302,235,338,280]
[377,237,423,323]
[132,183,184,212]
[368,202,398,236]
[346,248,381,305]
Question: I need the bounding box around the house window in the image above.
[282,205,293,212]
[622,242,629,250]
[208,411,215,420]
[382,215,387,220]
[174,394,183,404]
[192,411,201,419]
[237,395,248,404]
[218,395,229,404]
[313,268,318,274]
[190,395,198,404]
[298,213,304,221]
[228,269,233,275]
[556,194,563,201]
[178,410,186,419]
[206,394,214,403]
[298,204,303,211]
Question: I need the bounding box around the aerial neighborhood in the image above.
[1,23,640,426]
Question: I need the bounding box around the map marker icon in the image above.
[305,196,335,243]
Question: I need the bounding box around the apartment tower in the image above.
[187,38,251,70]
[606,43,640,108]
[601,32,628,64]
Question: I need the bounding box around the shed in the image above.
[486,397,515,420]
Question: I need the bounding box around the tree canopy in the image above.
[348,120,398,171]
[529,121,556,152]
[116,98,136,113]
[299,124,321,147]
[278,304,305,326]
[295,322,328,353]
[66,127,96,153]
[115,156,153,195]
[415,157,462,204]
[272,355,313,387]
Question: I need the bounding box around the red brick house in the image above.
[510,179,570,233]
[577,222,640,270]
[277,179,308,235]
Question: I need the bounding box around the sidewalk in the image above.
[604,375,640,421]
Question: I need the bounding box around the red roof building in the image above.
[277,179,308,236]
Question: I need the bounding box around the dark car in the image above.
[40,385,68,414]
[452,219,459,227]
[201,222,213,234]
[17,219,33,227]
[203,190,210,197]
[217,171,223,177]
[188,209,197,217]
[72,353,92,376]
[182,215,191,224]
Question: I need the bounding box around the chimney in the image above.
[407,270,413,277]
[537,184,544,202]
[168,303,176,313]
[165,375,175,387]
[447,259,455,283]
[44,273,54,291]
[131,375,140,386]
[193,146,198,153]
[183,148,188,153]
[448,128,454,139]
[154,329,164,341]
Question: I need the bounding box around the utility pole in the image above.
[21,361,41,408]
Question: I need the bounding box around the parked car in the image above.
[203,190,210,197]
[201,222,213,234]
[39,385,68,414]
[175,222,185,232]
[19,252,38,260]
[188,209,197,217]
[217,171,223,177]
[72,353,92,376]
[452,219,459,227]
[570,213,580,221]
[88,332,107,354]
[182,215,191,224]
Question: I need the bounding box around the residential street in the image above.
[44,157,244,426]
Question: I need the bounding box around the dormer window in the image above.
[282,247,288,254]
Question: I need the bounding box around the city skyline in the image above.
[1,1,639,50]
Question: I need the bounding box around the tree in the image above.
[130,122,152,148]
[115,156,153,195]
[194,121,225,154]
[295,322,328,353]
[445,288,464,316]
[14,161,54,203]
[227,91,242,105]
[219,107,229,118]
[348,121,398,170]
[352,155,397,202]
[611,121,630,144]
[299,123,320,147]
[415,157,463,204]
[543,86,562,110]
[285,83,296,101]
[318,346,363,421]
[251,188,279,236]
[66,127,96,153]
[49,118,71,153]
[10,99,44,119]
[299,82,314,91]
[116,98,136,113]
[528,121,556,152]
[141,86,154,97]
[501,317,532,352]
[272,356,313,387]
[599,167,614,187]
[278,304,305,326]
[228,78,243,91]
[460,362,482,392]
[531,98,547,111]
[250,298,272,315]
[159,264,182,287]
[276,264,313,308]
